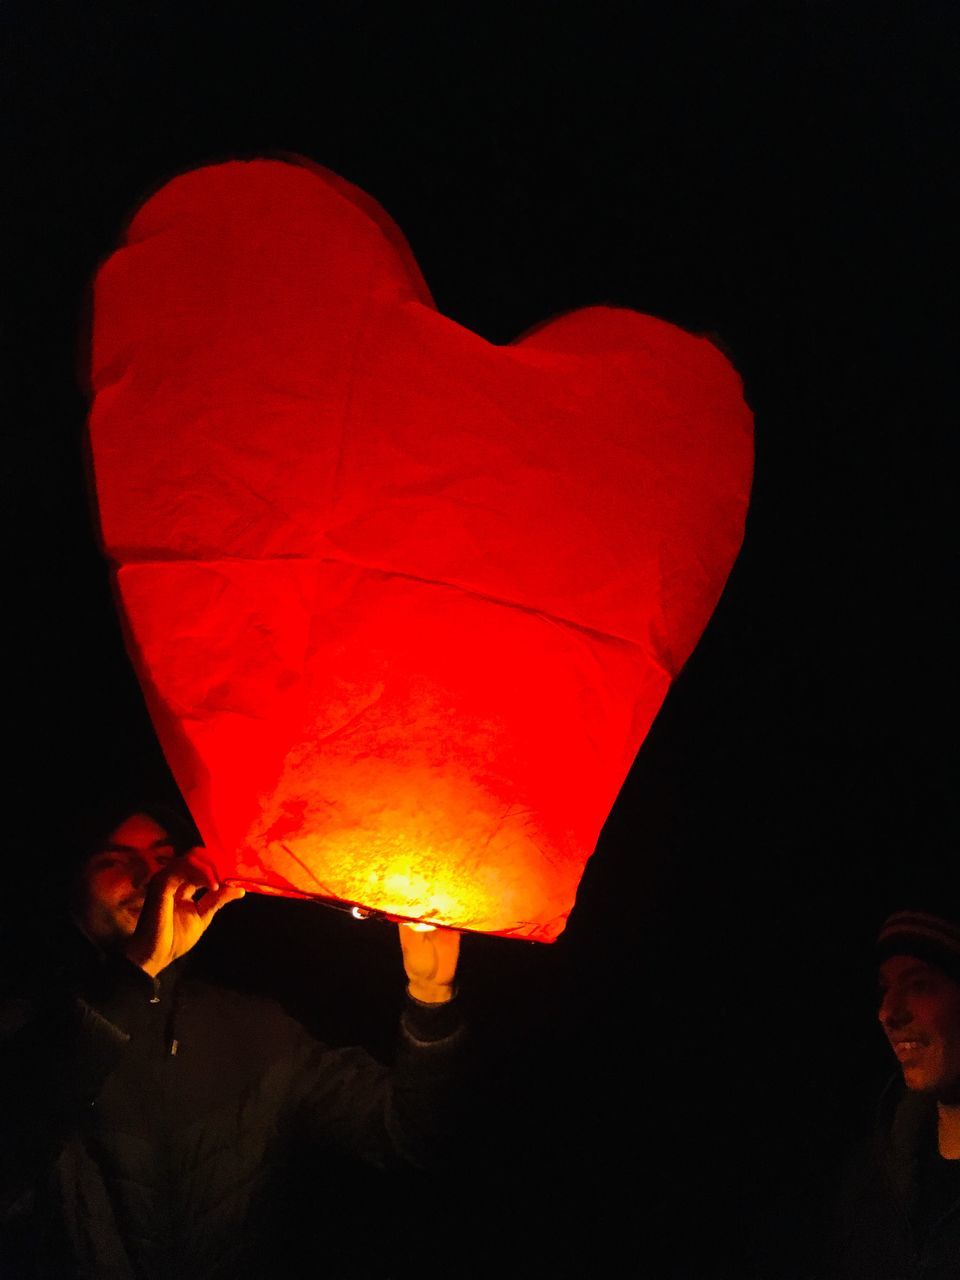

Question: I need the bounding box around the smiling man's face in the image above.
[73,813,178,951]
[878,954,960,1099]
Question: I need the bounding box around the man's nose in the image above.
[879,992,909,1029]
[129,855,159,888]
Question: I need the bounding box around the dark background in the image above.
[3,3,957,1276]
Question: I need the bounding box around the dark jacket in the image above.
[828,1078,960,1279]
[0,923,465,1279]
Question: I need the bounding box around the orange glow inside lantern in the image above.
[88,158,753,941]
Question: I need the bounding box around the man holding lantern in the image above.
[0,799,464,1279]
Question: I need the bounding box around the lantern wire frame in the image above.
[240,883,443,930]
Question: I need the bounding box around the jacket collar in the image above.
[46,917,189,993]
[883,1085,960,1231]
[884,1088,935,1210]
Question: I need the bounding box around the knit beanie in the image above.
[877,908,960,984]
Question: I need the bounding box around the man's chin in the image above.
[109,908,142,942]
[902,1064,933,1089]
[903,1067,958,1099]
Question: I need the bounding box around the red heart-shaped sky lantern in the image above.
[87,158,752,941]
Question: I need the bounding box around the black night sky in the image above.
[3,4,957,1276]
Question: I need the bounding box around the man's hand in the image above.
[124,850,245,978]
[398,922,460,1004]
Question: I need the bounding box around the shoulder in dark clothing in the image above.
[826,1080,960,1280]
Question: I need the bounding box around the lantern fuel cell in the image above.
[87,158,753,942]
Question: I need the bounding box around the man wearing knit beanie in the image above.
[877,908,960,1106]
[827,901,960,1279]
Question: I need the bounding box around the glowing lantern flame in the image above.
[87,157,753,941]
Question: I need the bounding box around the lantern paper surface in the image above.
[87,158,753,941]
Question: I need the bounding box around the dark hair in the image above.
[36,791,202,921]
[62,795,199,868]
[0,791,201,974]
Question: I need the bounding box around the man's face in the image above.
[878,954,960,1099]
[73,813,178,950]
